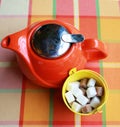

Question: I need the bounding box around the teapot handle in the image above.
[81,39,107,61]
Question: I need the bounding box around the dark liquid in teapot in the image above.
[31,24,71,58]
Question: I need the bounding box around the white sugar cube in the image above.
[76,94,89,106]
[67,81,80,91]
[71,87,83,98]
[87,78,96,87]
[86,87,97,98]
[90,96,100,108]
[65,91,75,104]
[71,102,82,112]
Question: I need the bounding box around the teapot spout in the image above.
[1,29,28,57]
[1,35,11,49]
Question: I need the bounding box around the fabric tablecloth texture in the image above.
[0,0,120,126]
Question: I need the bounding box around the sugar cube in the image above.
[65,78,103,114]
[66,81,80,91]
[80,78,88,88]
[65,91,75,104]
[81,104,92,113]
[86,87,97,98]
[87,78,96,87]
[76,94,89,106]
[90,96,100,108]
[71,87,83,98]
[96,86,103,96]
[71,102,82,112]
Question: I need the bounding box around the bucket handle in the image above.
[69,68,77,75]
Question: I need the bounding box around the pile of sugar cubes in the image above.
[64,78,104,114]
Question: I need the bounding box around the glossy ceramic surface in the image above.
[1,20,108,88]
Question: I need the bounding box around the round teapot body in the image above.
[28,43,87,88]
[27,20,87,87]
[1,20,107,88]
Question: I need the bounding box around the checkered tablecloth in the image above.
[0,0,120,126]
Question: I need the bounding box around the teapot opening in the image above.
[1,36,11,48]
[30,24,71,59]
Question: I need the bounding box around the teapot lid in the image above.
[31,24,71,58]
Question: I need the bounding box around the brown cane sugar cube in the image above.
[95,86,104,96]
[80,78,88,88]
[81,104,92,113]
[65,91,75,104]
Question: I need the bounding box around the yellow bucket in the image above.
[62,68,109,115]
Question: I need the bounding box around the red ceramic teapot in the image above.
[1,20,107,88]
